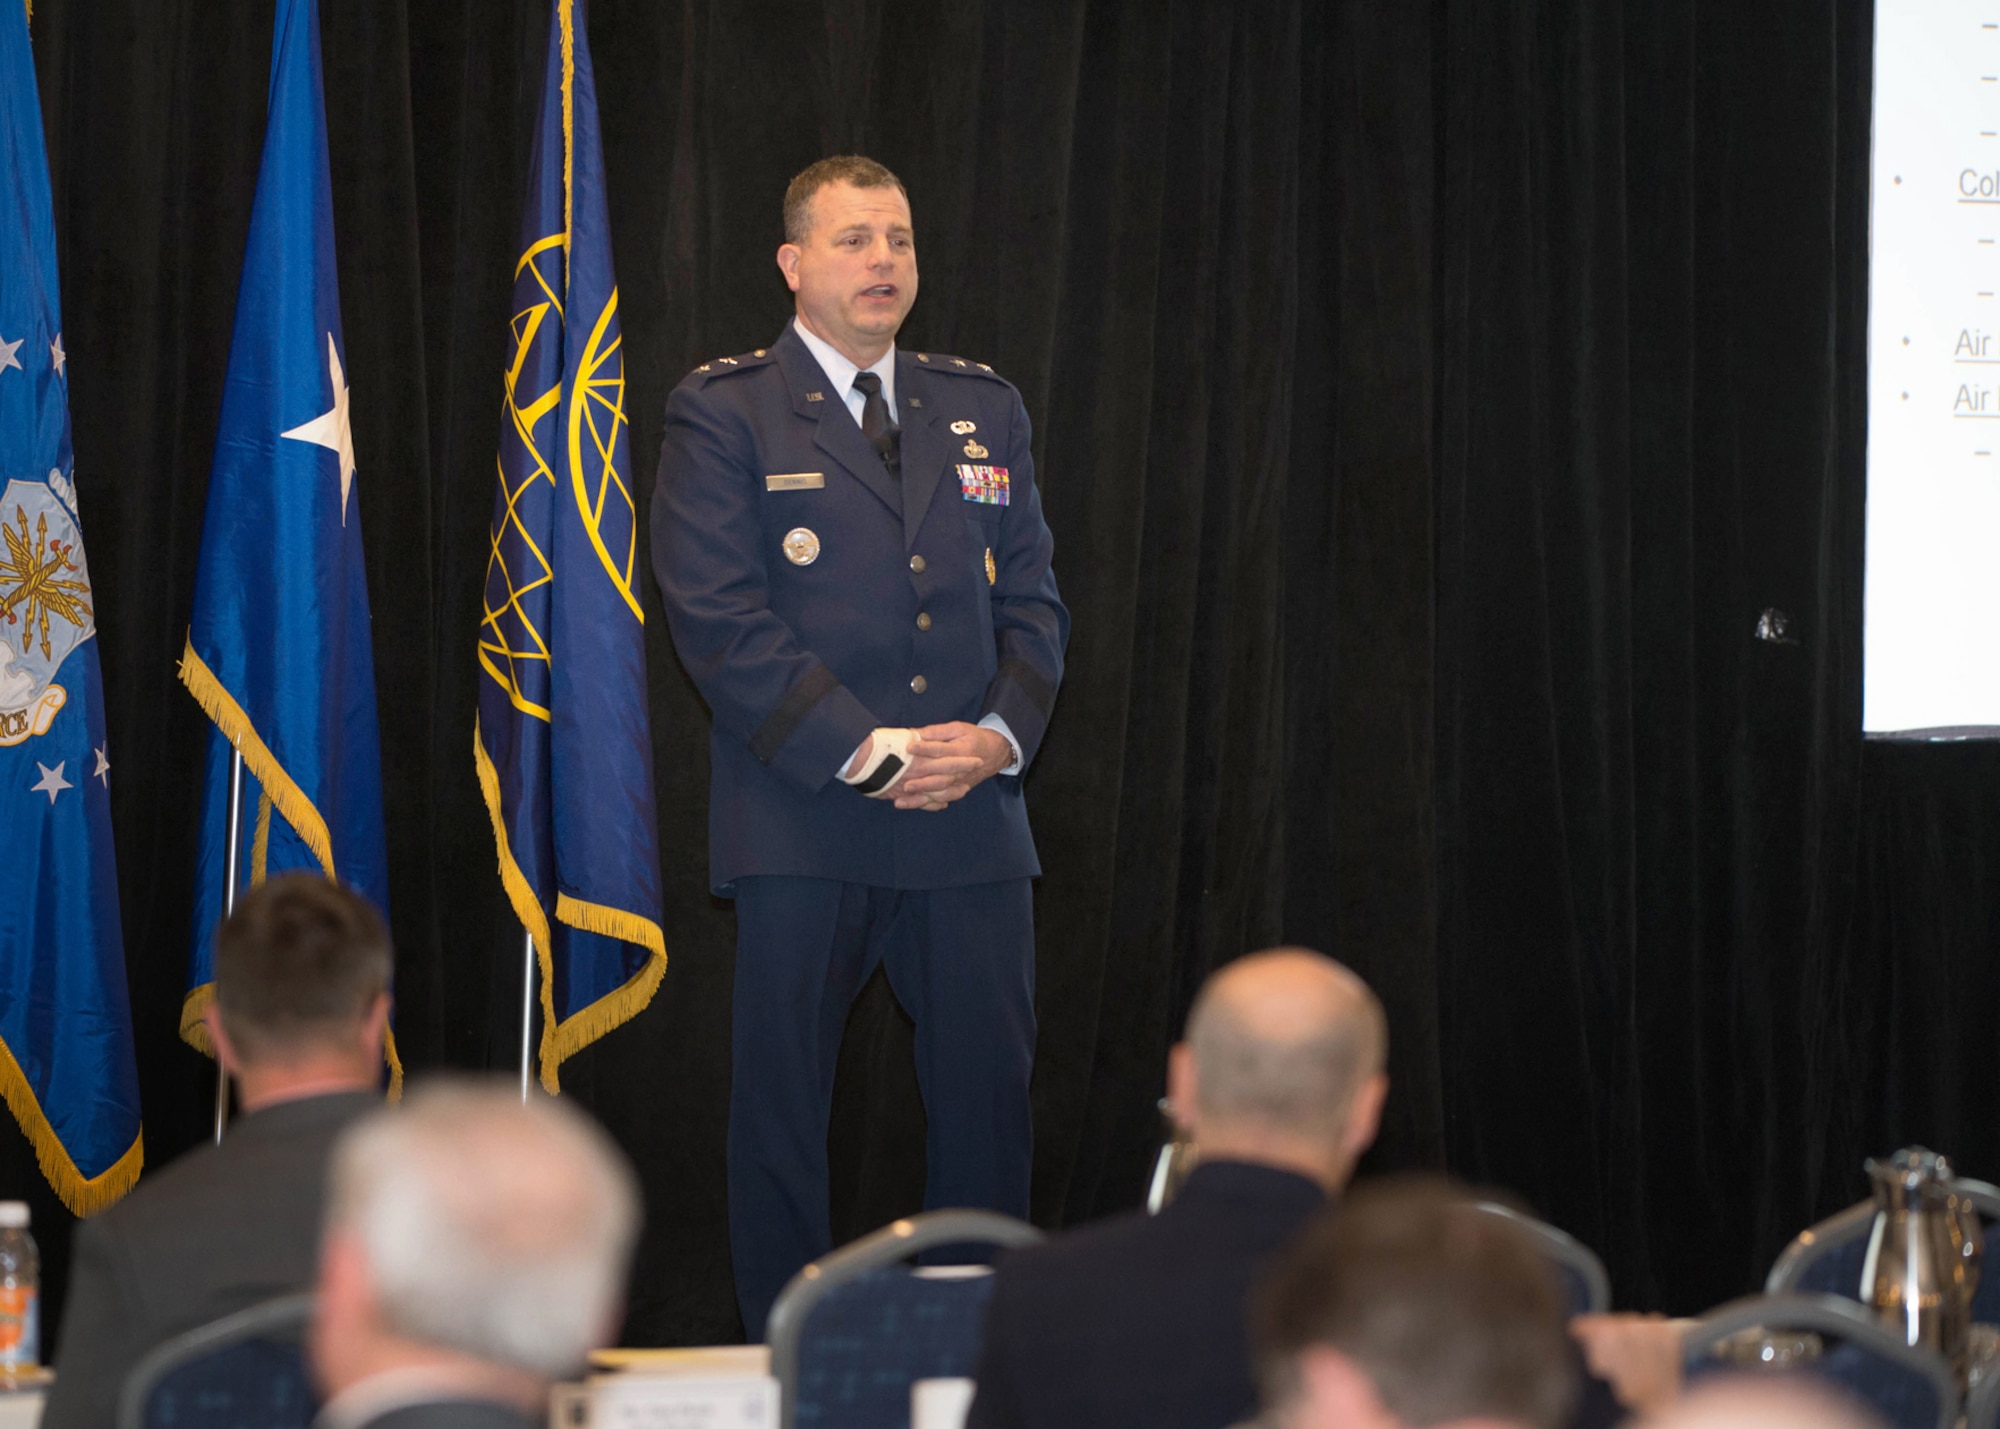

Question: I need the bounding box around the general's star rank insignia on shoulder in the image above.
[957,465,1010,506]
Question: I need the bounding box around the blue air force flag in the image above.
[179,0,397,1086]
[0,0,143,1213]
[476,0,665,1092]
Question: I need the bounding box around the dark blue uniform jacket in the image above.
[650,323,1068,893]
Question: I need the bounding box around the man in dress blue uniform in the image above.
[649,155,1068,1336]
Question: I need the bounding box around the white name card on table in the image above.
[563,1345,777,1429]
[912,1377,975,1429]
[0,1389,43,1429]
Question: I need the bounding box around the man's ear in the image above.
[359,991,391,1063]
[776,242,802,292]
[204,1004,242,1079]
[309,1229,374,1391]
[1166,1042,1198,1135]
[1294,1346,1393,1429]
[318,1231,367,1318]
[1344,1072,1389,1161]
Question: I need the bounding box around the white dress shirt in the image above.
[790,317,1023,777]
[792,316,898,428]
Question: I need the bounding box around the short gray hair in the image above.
[326,1079,641,1377]
[1187,951,1386,1144]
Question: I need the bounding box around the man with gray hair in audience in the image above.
[967,947,1389,1429]
[310,1079,641,1429]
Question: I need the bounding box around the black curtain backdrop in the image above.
[12,0,1998,1351]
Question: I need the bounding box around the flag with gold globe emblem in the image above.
[0,0,143,1213]
[476,0,665,1091]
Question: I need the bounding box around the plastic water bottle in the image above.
[0,1203,38,1375]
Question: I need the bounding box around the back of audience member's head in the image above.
[316,1078,641,1384]
[1255,1177,1578,1429]
[1171,947,1388,1186]
[212,871,391,1068]
[1638,1379,1886,1429]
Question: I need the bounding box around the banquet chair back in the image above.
[116,1291,317,1429]
[766,1209,1043,1429]
[1766,1201,1875,1300]
[1966,1347,2000,1429]
[1769,1178,2000,1323]
[1683,1293,1959,1429]
[1470,1201,1610,1315]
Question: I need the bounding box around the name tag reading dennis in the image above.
[765,472,825,492]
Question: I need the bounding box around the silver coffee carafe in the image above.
[1860,1146,1981,1376]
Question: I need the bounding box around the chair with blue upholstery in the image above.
[1682,1292,1959,1429]
[1965,1346,2000,1429]
[766,1208,1043,1429]
[115,1291,317,1429]
[1769,1178,2000,1323]
[1470,1201,1610,1316]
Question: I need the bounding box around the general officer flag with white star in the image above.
[179,0,397,1086]
[475,0,665,1093]
[0,0,143,1213]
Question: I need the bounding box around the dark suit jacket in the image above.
[651,322,1069,893]
[966,1160,1324,1429]
[42,1090,378,1429]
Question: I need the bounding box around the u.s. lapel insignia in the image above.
[950,420,976,435]
[782,528,821,565]
[804,391,825,401]
[963,439,988,459]
[985,547,997,585]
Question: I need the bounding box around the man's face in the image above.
[779,180,918,362]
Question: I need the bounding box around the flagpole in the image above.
[213,747,245,1143]
[518,930,535,1101]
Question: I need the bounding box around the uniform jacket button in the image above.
[916,612,932,631]
[910,675,928,694]
[909,554,926,574]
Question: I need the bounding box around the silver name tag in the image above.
[765,472,825,491]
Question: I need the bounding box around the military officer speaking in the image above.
[649,155,1069,1335]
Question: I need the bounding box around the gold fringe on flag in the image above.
[177,638,402,1097]
[475,721,666,1093]
[0,1035,140,1216]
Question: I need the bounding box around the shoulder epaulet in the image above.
[684,347,777,383]
[911,351,1007,382]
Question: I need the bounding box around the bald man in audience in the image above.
[966,947,1388,1429]
[45,873,391,1429]
[1253,1178,1579,1429]
[310,1079,641,1429]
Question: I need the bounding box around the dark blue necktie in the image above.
[851,371,900,475]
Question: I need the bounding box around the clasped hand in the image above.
[847,723,1012,811]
